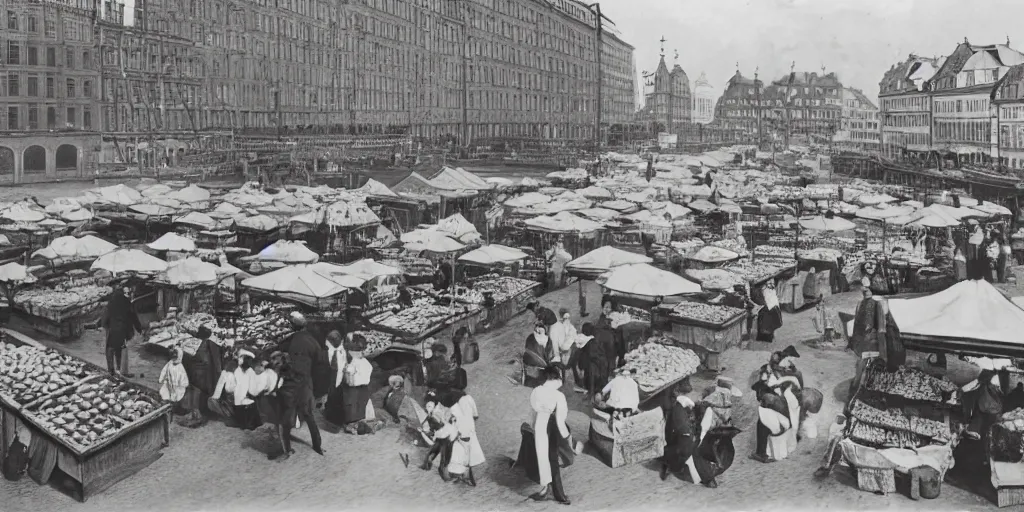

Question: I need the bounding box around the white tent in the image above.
[241,264,360,306]
[597,263,701,297]
[257,240,319,264]
[522,212,604,233]
[458,245,529,266]
[148,232,197,252]
[91,249,169,274]
[888,280,1024,357]
[566,246,653,278]
[33,235,116,261]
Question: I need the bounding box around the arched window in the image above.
[56,144,77,170]
[24,145,46,173]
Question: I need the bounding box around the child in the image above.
[159,347,189,407]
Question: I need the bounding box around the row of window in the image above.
[2,41,91,69]
[934,97,989,114]
[4,105,92,131]
[881,95,928,112]
[999,124,1024,150]
[882,131,929,147]
[933,120,991,143]
[884,113,928,128]
[0,73,92,100]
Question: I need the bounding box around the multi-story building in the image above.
[600,26,638,129]
[132,0,630,145]
[714,70,761,144]
[0,0,104,180]
[878,54,942,162]
[692,72,715,125]
[833,87,879,151]
[765,71,843,143]
[642,51,690,135]
[929,41,1024,164]
[992,64,1024,170]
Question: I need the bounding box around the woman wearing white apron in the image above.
[447,392,484,486]
[764,371,802,455]
[527,366,572,505]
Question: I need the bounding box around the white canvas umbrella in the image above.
[0,262,35,283]
[458,245,529,265]
[148,232,197,252]
[241,264,361,299]
[798,215,856,232]
[92,249,169,274]
[597,263,701,297]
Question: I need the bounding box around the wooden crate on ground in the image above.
[588,408,665,468]
[998,486,1024,507]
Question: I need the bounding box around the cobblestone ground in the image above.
[2,281,1010,511]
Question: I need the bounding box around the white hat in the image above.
[238,349,256,360]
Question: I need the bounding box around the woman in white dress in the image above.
[447,391,484,485]
[525,366,573,505]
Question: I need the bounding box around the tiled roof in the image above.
[845,88,878,110]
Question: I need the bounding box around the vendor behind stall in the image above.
[963,369,1003,458]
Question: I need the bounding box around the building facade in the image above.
[0,0,104,180]
[642,53,691,135]
[992,64,1024,170]
[929,41,1024,164]
[692,72,715,125]
[765,71,843,143]
[1,0,637,181]
[714,71,761,144]
[834,87,879,151]
[600,29,638,128]
[878,54,942,162]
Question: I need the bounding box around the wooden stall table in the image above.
[653,303,746,373]
[481,281,540,328]
[0,336,172,502]
[11,301,106,341]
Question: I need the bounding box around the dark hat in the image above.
[781,345,800,359]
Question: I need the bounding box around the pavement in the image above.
[0,281,1011,512]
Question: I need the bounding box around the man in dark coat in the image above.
[580,322,615,397]
[102,283,142,377]
[277,312,325,457]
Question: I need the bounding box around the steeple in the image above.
[660,36,666,58]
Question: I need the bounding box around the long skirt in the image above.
[180,385,207,412]
[515,419,572,485]
[233,403,262,431]
[323,385,346,425]
[207,397,234,420]
[327,384,370,426]
[756,307,783,342]
[257,394,283,425]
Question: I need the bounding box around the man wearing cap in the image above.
[278,312,325,456]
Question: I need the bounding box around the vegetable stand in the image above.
[0,334,171,502]
[653,302,747,372]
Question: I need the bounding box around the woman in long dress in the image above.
[337,335,374,434]
[444,390,485,486]
[521,365,573,505]
[180,325,222,427]
[754,281,783,343]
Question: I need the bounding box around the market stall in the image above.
[12,271,113,341]
[653,301,746,372]
[0,337,172,502]
[150,258,228,319]
[597,263,701,355]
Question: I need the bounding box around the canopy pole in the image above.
[578,278,587,317]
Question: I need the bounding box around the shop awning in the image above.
[597,263,700,298]
[888,280,1024,358]
[458,245,529,266]
[567,246,653,279]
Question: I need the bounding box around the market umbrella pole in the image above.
[578,279,587,317]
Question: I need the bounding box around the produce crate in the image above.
[997,486,1024,507]
[12,307,104,342]
[0,344,171,502]
[588,408,666,468]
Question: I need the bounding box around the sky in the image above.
[597,0,1024,108]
